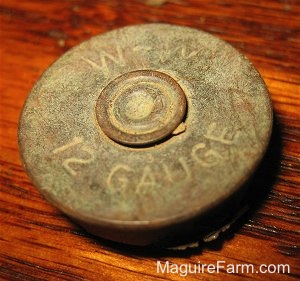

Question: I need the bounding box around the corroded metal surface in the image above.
[18,24,272,245]
[96,69,187,146]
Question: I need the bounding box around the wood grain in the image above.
[0,0,299,280]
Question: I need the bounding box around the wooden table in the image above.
[1,0,299,280]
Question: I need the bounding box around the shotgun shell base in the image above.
[19,24,272,246]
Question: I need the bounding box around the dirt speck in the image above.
[143,0,169,7]
[48,29,68,40]
[72,5,80,12]
[284,4,291,11]
[57,39,65,48]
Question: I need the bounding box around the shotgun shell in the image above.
[19,24,272,246]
